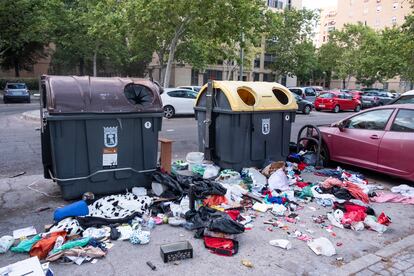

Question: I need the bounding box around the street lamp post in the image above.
[239,32,245,81]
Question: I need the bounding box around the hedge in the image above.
[0,78,39,91]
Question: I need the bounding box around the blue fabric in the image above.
[54,200,89,222]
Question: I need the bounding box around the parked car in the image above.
[3,83,30,103]
[360,88,385,92]
[293,94,313,115]
[177,86,202,92]
[346,90,378,109]
[363,90,394,105]
[288,87,317,103]
[389,90,414,105]
[318,104,414,182]
[160,88,198,118]
[314,91,361,113]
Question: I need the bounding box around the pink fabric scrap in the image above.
[371,192,414,205]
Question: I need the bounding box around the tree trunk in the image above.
[79,57,85,75]
[347,75,352,89]
[163,20,189,88]
[93,51,97,77]
[342,79,346,89]
[163,35,179,88]
[14,57,20,77]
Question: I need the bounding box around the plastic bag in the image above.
[269,239,292,250]
[0,235,14,253]
[268,168,289,191]
[327,210,344,229]
[307,237,336,256]
[377,212,391,226]
[203,165,220,179]
[364,215,387,233]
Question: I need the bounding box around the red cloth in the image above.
[204,195,228,207]
[344,202,367,213]
[30,231,66,260]
[203,236,238,256]
[344,182,369,203]
[262,189,273,197]
[295,182,310,189]
[298,162,307,171]
[341,210,367,225]
[225,210,240,221]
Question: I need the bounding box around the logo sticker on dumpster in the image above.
[104,127,118,148]
[262,118,270,135]
[144,121,152,129]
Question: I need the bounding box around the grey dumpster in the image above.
[40,76,163,199]
[194,81,298,171]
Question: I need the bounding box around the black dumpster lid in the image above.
[42,75,163,114]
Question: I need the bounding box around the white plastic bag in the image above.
[203,165,220,179]
[269,239,292,250]
[268,168,289,191]
[364,215,387,233]
[0,235,14,253]
[307,237,336,256]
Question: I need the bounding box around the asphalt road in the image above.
[0,102,406,185]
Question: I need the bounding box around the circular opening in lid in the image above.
[237,87,256,106]
[272,88,289,105]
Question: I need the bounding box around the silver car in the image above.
[3,83,30,103]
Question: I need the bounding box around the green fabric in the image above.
[11,234,41,253]
[299,185,314,199]
[191,164,205,176]
[51,237,90,254]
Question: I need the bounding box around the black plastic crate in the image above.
[160,241,193,263]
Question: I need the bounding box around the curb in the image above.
[22,110,40,122]
[336,234,414,275]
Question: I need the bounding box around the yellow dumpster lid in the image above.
[196,81,298,112]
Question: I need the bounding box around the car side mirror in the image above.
[338,121,345,131]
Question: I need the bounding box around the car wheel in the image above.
[379,102,384,106]
[163,105,175,119]
[303,105,311,115]
[333,105,340,113]
[354,104,361,112]
[320,142,331,167]
[3,98,7,104]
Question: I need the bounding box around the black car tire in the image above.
[333,105,340,113]
[27,98,31,103]
[354,104,361,112]
[303,105,311,115]
[3,98,7,104]
[320,142,331,167]
[315,108,321,112]
[163,105,175,119]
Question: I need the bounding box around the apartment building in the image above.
[149,0,303,88]
[318,0,412,92]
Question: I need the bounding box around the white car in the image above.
[161,88,198,118]
[390,90,414,105]
[177,86,202,92]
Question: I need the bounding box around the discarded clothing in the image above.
[152,171,186,195]
[204,195,228,207]
[46,245,106,262]
[390,184,414,197]
[204,236,239,256]
[370,192,414,205]
[47,217,84,237]
[11,234,41,253]
[29,231,67,260]
[54,200,89,222]
[51,237,91,254]
[268,168,289,191]
[88,193,152,219]
[262,161,285,177]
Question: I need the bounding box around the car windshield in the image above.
[194,87,201,92]
[318,93,333,99]
[7,83,26,89]
[393,95,414,104]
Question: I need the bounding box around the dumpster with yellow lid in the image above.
[194,81,298,170]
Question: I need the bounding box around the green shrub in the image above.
[0,78,39,92]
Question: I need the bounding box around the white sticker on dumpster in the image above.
[262,118,270,135]
[103,148,118,168]
[104,126,118,148]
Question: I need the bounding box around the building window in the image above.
[253,73,260,81]
[267,0,284,9]
[263,74,274,82]
[191,69,199,85]
[264,53,276,69]
[392,16,397,26]
[254,57,260,68]
[393,2,398,9]
[203,70,222,84]
[377,5,382,12]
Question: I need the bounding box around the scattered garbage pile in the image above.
[2,151,412,273]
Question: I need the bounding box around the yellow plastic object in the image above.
[196,81,298,111]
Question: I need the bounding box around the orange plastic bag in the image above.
[29,231,66,260]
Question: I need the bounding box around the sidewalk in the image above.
[338,235,414,275]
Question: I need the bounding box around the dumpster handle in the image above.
[48,168,155,182]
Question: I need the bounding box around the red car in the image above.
[319,104,414,182]
[314,91,361,113]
